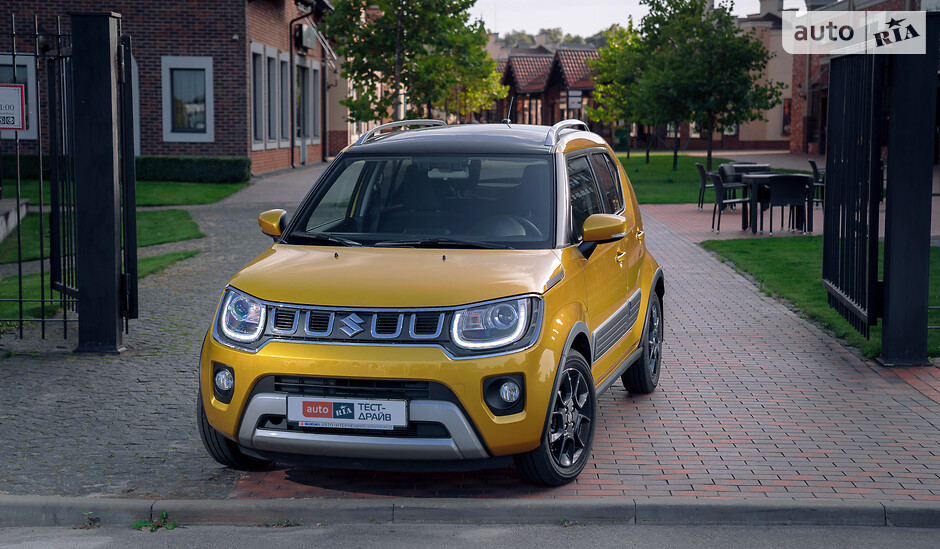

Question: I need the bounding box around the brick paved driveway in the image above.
[232,209,940,501]
[1,190,938,501]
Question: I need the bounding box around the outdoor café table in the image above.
[741,172,815,234]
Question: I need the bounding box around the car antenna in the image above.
[501,96,515,125]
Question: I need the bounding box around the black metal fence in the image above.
[0,14,77,338]
[822,14,940,365]
[1,12,137,351]
[821,54,884,338]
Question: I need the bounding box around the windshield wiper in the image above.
[374,238,513,250]
[289,231,363,247]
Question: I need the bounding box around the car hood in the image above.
[227,244,562,308]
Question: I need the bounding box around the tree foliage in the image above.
[324,0,489,122]
[587,0,785,170]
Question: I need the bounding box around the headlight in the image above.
[452,297,529,350]
[219,290,266,342]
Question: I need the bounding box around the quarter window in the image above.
[566,155,602,241]
[590,153,623,214]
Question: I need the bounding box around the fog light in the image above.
[499,380,520,403]
[214,369,234,392]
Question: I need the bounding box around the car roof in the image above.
[348,123,559,155]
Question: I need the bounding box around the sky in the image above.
[472,0,808,38]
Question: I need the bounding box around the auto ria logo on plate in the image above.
[301,401,354,419]
[783,11,926,55]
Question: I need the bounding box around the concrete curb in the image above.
[1,496,939,528]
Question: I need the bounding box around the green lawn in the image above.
[0,209,204,264]
[701,236,940,358]
[0,250,199,320]
[6,180,246,207]
[617,152,732,204]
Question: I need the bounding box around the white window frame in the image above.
[264,46,279,150]
[161,56,214,143]
[250,42,265,151]
[279,52,291,148]
[0,54,38,141]
[294,55,321,146]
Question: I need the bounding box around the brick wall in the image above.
[246,0,326,173]
[1,0,248,158]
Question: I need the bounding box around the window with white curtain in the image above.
[161,56,214,143]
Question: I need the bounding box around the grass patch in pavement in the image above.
[617,153,731,204]
[0,250,199,321]
[10,179,245,207]
[701,236,940,358]
[0,209,204,264]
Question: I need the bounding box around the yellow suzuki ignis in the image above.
[198,120,665,485]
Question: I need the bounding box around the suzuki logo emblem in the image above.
[340,313,365,336]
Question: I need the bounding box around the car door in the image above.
[566,153,633,384]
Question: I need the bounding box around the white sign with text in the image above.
[0,84,26,131]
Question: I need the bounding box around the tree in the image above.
[501,29,534,47]
[538,28,563,43]
[324,0,483,122]
[642,0,785,170]
[586,24,644,156]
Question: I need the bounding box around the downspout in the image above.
[289,9,314,169]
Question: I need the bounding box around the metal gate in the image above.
[822,14,940,365]
[821,54,885,338]
[0,13,137,352]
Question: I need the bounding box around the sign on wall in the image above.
[0,83,26,131]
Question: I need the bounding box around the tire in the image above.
[623,293,663,394]
[514,350,596,486]
[197,397,273,470]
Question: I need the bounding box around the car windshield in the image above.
[287,154,555,249]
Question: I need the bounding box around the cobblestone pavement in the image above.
[231,210,940,501]
[0,202,277,498]
[1,175,939,502]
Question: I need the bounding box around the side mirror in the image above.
[258,209,287,239]
[579,213,633,258]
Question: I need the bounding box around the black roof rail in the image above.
[354,119,447,146]
[543,119,589,146]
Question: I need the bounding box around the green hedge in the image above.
[1,154,48,180]
[1,154,251,183]
[135,156,251,183]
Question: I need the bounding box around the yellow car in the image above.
[198,120,664,485]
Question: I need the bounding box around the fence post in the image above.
[71,12,125,353]
[881,14,940,366]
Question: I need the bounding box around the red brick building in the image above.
[1,0,333,176]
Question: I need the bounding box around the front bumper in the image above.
[200,333,562,459]
[240,394,489,460]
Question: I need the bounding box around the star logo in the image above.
[887,17,906,28]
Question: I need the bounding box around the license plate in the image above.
[286,396,408,430]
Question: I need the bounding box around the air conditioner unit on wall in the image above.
[295,24,318,51]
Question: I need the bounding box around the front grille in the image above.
[307,311,332,334]
[274,376,432,400]
[413,312,443,335]
[273,308,297,332]
[374,313,401,335]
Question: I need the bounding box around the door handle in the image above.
[615,251,628,263]
[636,230,645,241]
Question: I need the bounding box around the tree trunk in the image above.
[624,123,630,159]
[426,100,433,119]
[393,0,404,121]
[672,120,680,171]
[645,128,652,164]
